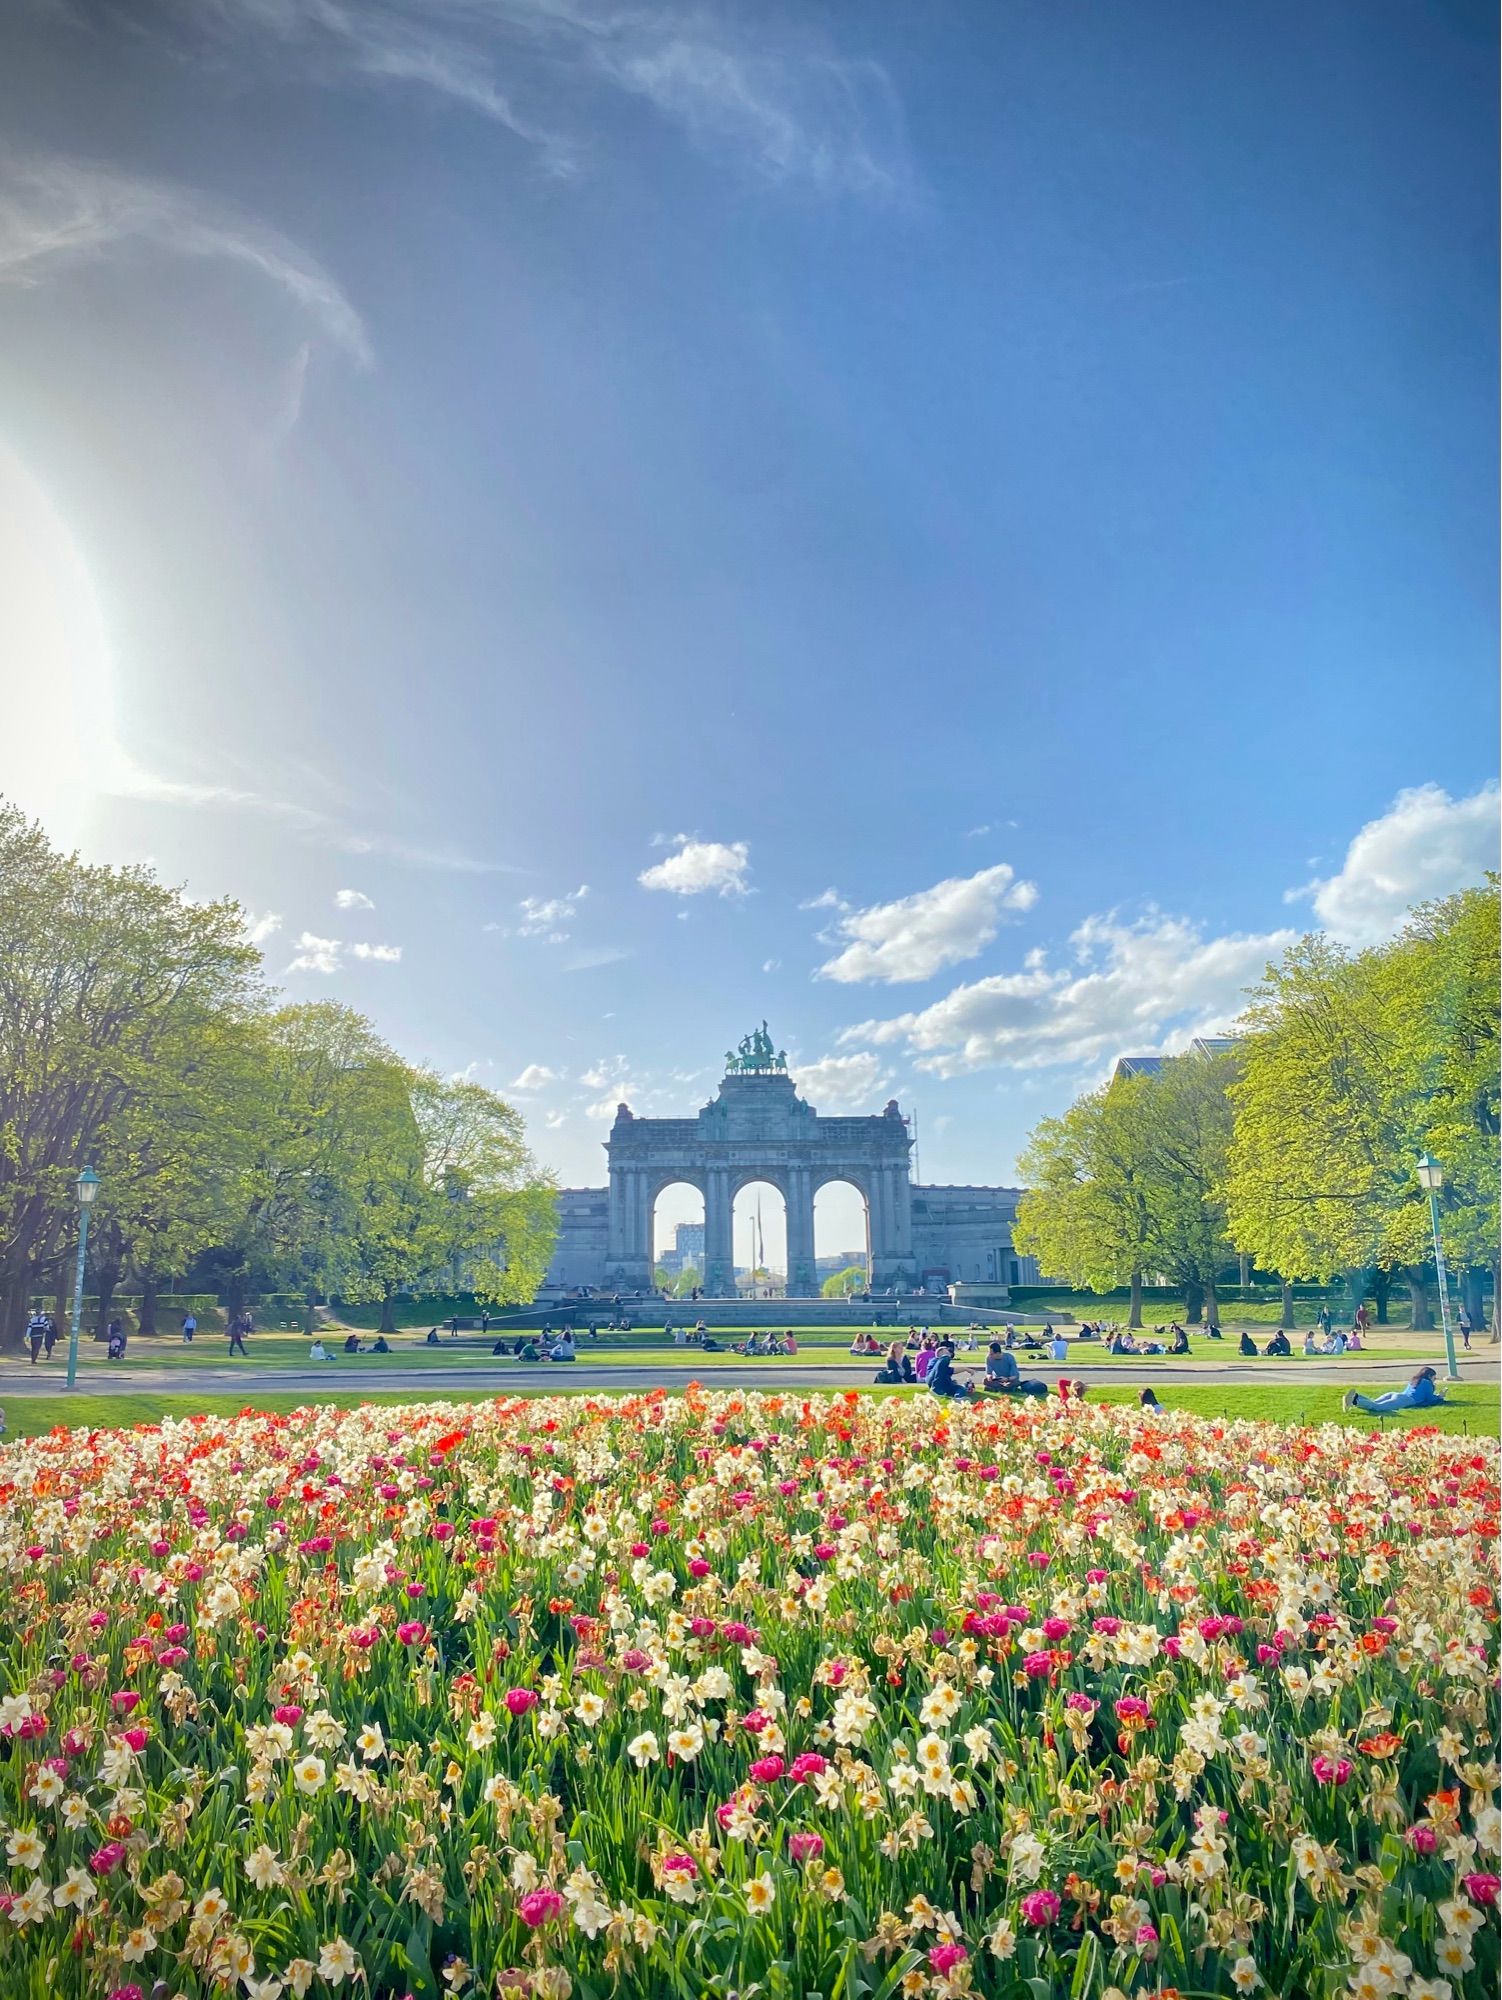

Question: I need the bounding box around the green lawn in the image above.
[28,1321,1451,1383]
[2,1379,1495,1443]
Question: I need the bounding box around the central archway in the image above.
[731,1180,788,1297]
[814,1178,870,1296]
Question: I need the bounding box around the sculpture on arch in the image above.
[725,1022,787,1075]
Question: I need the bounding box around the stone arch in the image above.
[813,1176,871,1293]
[651,1178,706,1292]
[731,1178,788,1296]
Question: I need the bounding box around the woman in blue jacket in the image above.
[1344,1366,1447,1415]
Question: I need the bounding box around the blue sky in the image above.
[0,0,1496,1262]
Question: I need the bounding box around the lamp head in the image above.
[1415,1153,1443,1194]
[76,1165,100,1208]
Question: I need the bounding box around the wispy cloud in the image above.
[109,2,912,201]
[0,150,371,364]
[517,884,590,939]
[109,756,512,874]
[562,944,631,973]
[335,888,375,910]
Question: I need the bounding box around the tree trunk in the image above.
[1406,1265,1433,1331]
[1127,1270,1143,1329]
[1373,1269,1390,1324]
[137,1273,159,1337]
[1462,1266,1486,1330]
[0,1264,32,1351]
[1202,1271,1219,1326]
[1238,1253,1251,1297]
[94,1253,122,1340]
[303,1286,318,1336]
[1185,1278,1204,1325]
[1279,1276,1296,1330]
[379,1285,398,1335]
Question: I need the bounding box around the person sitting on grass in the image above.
[372,1335,390,1353]
[1303,1329,1318,1355]
[309,1339,329,1360]
[1264,1328,1292,1357]
[913,1337,938,1381]
[1048,1330,1069,1361]
[1344,1366,1447,1417]
[549,1332,577,1361]
[343,1333,361,1354]
[1238,1330,1260,1357]
[1170,1324,1190,1355]
[984,1340,1018,1391]
[927,1347,975,1400]
[875,1340,915,1385]
[516,1338,541,1362]
[1139,1386,1164,1412]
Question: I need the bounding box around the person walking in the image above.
[42,1315,58,1359]
[181,1310,197,1344]
[27,1312,45,1364]
[228,1312,250,1357]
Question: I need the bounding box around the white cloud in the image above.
[964,824,992,839]
[762,958,782,973]
[638,835,750,897]
[816,863,1039,985]
[512,1063,560,1090]
[335,888,374,910]
[841,911,1295,1077]
[287,930,343,974]
[244,909,282,946]
[286,932,401,972]
[544,1109,567,1129]
[1290,782,1499,945]
[517,884,589,938]
[800,887,848,911]
[0,151,371,363]
[792,1050,891,1109]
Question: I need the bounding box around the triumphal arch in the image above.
[602,1024,918,1297]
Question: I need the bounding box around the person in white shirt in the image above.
[1048,1332,1069,1362]
[308,1340,329,1361]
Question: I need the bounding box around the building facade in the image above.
[542,1027,1035,1298]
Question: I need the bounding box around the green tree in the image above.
[671,1266,701,1298]
[1222,885,1500,1331]
[1014,1080,1157,1327]
[821,1263,868,1298]
[0,803,260,1345]
[1135,1048,1237,1323]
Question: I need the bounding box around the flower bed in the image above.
[1,1390,1496,1999]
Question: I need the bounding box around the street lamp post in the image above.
[64,1166,100,1391]
[1415,1153,1460,1382]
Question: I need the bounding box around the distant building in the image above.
[540,1029,1041,1297]
[1112,1036,1240,1086]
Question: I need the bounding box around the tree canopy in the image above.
[0,801,557,1342]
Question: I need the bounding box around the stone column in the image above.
[704,1169,734,1298]
[785,1168,816,1297]
[871,1163,918,1291]
[605,1167,653,1292]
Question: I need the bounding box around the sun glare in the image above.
[0,442,123,849]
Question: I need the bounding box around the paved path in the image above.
[1,1355,1490,1399]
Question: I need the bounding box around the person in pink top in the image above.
[913,1338,937,1381]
